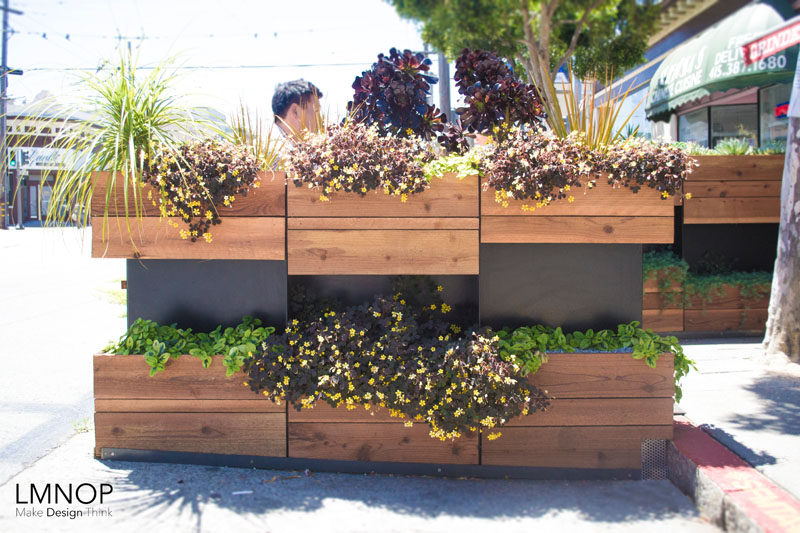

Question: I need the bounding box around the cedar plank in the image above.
[480,216,673,244]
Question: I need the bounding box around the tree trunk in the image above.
[764,114,800,361]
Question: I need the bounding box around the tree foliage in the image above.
[388,0,659,79]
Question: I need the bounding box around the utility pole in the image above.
[1,0,23,229]
[437,52,452,123]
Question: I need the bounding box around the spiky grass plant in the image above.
[16,50,210,249]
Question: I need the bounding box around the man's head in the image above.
[272,79,322,137]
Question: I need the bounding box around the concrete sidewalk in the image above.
[678,338,800,502]
[0,432,717,533]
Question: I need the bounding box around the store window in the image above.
[710,105,757,148]
[678,108,708,146]
[759,83,791,149]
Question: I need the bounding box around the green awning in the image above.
[645,1,798,122]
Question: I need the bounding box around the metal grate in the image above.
[641,439,667,480]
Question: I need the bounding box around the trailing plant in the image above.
[286,122,435,202]
[349,47,446,140]
[754,139,786,155]
[684,271,772,310]
[479,128,695,209]
[478,128,595,209]
[142,139,261,243]
[494,322,693,402]
[602,138,698,199]
[453,48,544,141]
[245,282,550,441]
[17,50,212,243]
[105,316,275,377]
[642,250,688,308]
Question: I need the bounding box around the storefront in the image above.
[645,1,798,147]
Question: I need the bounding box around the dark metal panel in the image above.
[289,275,479,326]
[100,448,639,481]
[127,260,287,331]
[681,224,778,273]
[479,244,642,331]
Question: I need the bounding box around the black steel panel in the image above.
[479,244,642,331]
[127,260,287,331]
[682,224,778,273]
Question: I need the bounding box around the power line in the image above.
[24,62,375,72]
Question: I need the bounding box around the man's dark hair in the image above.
[272,79,322,119]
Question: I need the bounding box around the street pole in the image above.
[437,52,452,123]
[0,0,23,230]
[1,0,10,229]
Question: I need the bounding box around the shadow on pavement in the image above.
[732,372,800,437]
[96,460,695,523]
[700,424,778,467]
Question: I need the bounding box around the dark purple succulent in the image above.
[454,48,544,140]
[348,48,446,140]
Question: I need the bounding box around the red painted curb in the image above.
[673,417,800,532]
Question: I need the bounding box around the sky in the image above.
[7,0,456,119]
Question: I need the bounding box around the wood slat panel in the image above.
[529,352,674,398]
[683,197,780,224]
[481,179,673,216]
[481,425,673,469]
[287,217,478,230]
[481,216,673,244]
[691,155,784,181]
[91,216,285,260]
[684,180,781,198]
[95,399,280,413]
[685,284,770,309]
[289,403,398,423]
[288,422,478,464]
[643,279,682,293]
[91,170,286,217]
[505,398,674,427]
[642,309,685,332]
[95,412,286,456]
[93,354,282,405]
[643,292,683,309]
[684,309,768,332]
[287,229,479,274]
[288,173,478,217]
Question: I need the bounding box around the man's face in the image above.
[281,96,321,137]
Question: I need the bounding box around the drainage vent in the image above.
[641,439,667,480]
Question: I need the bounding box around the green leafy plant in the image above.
[106,316,275,377]
[672,142,714,155]
[684,272,772,309]
[753,139,786,155]
[422,148,483,180]
[494,322,693,402]
[643,250,688,308]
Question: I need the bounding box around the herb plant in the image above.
[143,139,261,243]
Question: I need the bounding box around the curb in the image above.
[668,416,800,532]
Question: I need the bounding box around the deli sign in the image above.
[743,15,800,65]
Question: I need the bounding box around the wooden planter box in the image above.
[482,352,674,470]
[642,278,684,332]
[684,155,782,224]
[93,354,286,458]
[287,173,479,274]
[684,283,771,332]
[94,352,673,472]
[481,178,674,244]
[90,171,286,260]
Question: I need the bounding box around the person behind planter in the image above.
[272,79,323,142]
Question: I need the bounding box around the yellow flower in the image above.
[685,192,692,200]
[205,210,213,220]
[400,193,408,203]
[661,191,670,199]
[487,432,502,441]
[436,285,443,292]
[567,196,575,203]
[202,232,212,243]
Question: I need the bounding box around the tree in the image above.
[389,0,659,123]
[764,91,800,362]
